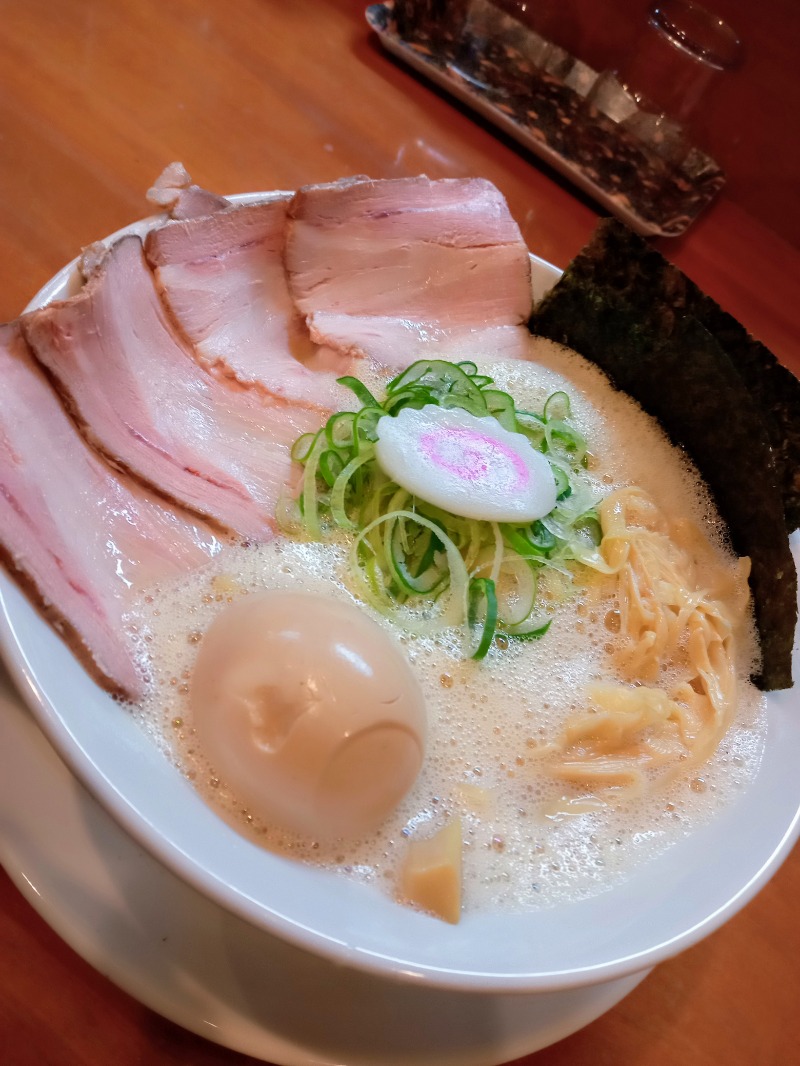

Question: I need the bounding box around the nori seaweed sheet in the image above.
[543,219,800,531]
[529,227,797,691]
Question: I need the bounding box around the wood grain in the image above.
[0,1,798,1063]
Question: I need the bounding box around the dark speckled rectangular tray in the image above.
[366,2,726,237]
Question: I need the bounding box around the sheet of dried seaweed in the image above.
[530,270,796,691]
[547,218,800,531]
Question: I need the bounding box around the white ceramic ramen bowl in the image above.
[1,197,798,1007]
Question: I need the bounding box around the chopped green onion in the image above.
[546,419,587,464]
[337,375,381,409]
[505,617,552,640]
[573,512,603,547]
[543,390,571,421]
[457,360,479,376]
[500,521,556,560]
[467,577,498,660]
[329,448,376,530]
[318,449,345,488]
[283,359,605,657]
[290,432,317,463]
[493,553,538,629]
[325,411,356,451]
[300,431,328,539]
[354,406,382,445]
[482,388,519,433]
[387,516,448,595]
[552,464,571,501]
[350,510,470,636]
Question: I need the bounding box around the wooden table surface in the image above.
[0,1,798,1064]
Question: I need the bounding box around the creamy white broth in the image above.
[130,342,767,914]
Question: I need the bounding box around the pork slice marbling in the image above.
[285,175,534,367]
[145,198,349,409]
[22,236,324,541]
[0,321,221,699]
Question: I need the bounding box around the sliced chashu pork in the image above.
[22,235,324,541]
[145,160,230,221]
[284,175,535,367]
[0,321,220,699]
[144,197,349,410]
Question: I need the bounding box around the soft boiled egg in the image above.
[374,405,557,522]
[189,590,427,840]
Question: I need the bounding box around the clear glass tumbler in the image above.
[620,0,743,125]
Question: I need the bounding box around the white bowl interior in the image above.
[2,200,798,993]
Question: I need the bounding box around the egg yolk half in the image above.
[189,590,427,839]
